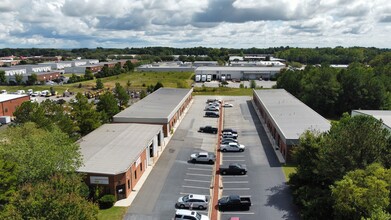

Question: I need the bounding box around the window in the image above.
[128,180,130,189]
[134,170,137,179]
[140,162,143,171]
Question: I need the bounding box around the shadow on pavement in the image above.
[266,184,300,220]
[246,100,281,167]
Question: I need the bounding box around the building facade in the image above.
[253,89,330,162]
[78,123,164,200]
[0,94,30,117]
[195,66,285,81]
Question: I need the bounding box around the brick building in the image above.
[253,89,330,162]
[0,94,30,117]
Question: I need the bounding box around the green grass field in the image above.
[282,164,297,181]
[98,207,127,220]
[0,71,262,96]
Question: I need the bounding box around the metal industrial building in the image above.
[78,123,164,200]
[253,89,330,161]
[0,94,30,117]
[195,66,285,81]
[352,110,391,132]
[113,88,193,136]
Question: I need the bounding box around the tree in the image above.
[14,73,24,85]
[126,79,132,94]
[96,92,120,122]
[0,123,82,184]
[113,83,130,109]
[96,78,104,90]
[70,93,102,136]
[140,90,147,99]
[290,114,391,220]
[1,173,98,220]
[84,69,94,80]
[154,82,164,91]
[0,159,17,208]
[331,163,391,219]
[276,69,302,97]
[124,60,134,72]
[250,80,256,89]
[0,70,6,84]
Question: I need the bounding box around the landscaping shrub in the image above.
[98,194,116,209]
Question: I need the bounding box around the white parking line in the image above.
[222,159,246,162]
[222,188,250,190]
[223,181,249,184]
[187,167,213,171]
[220,212,255,215]
[183,185,211,190]
[222,175,248,178]
[186,173,212,177]
[180,191,210,195]
[222,155,245,158]
[222,195,252,197]
[184,179,210,183]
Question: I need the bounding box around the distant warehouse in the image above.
[195,66,285,82]
[352,110,391,132]
[113,88,193,137]
[253,89,330,161]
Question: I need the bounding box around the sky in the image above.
[0,0,390,49]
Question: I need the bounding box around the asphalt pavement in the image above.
[124,96,299,220]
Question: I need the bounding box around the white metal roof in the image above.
[77,123,162,175]
[254,89,330,144]
[0,94,29,102]
[351,110,391,131]
[113,88,192,124]
[195,66,284,71]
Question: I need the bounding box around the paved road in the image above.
[124,96,298,220]
[219,97,298,220]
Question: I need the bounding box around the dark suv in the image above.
[205,111,219,118]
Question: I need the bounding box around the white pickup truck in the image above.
[220,142,245,152]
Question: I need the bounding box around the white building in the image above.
[351,110,391,132]
[195,66,285,81]
[18,64,52,74]
[41,61,73,70]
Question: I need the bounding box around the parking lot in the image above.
[124,96,298,220]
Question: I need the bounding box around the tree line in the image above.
[276,52,391,118]
[290,114,391,219]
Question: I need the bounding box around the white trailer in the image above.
[195,75,201,82]
[201,75,207,82]
[207,75,212,82]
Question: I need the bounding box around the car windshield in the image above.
[196,213,202,220]
[182,195,189,202]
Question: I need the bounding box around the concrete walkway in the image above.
[114,99,194,207]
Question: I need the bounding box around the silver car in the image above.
[190,152,216,164]
[176,194,209,210]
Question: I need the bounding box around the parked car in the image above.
[223,103,234,107]
[221,138,238,144]
[190,152,216,164]
[222,128,238,134]
[221,133,237,139]
[221,139,239,145]
[205,111,219,118]
[32,91,41,97]
[218,195,251,211]
[206,98,221,104]
[220,164,247,175]
[27,89,33,96]
[176,194,209,210]
[41,90,50,97]
[205,106,219,111]
[222,131,238,138]
[174,209,209,220]
[220,142,245,152]
[198,126,218,134]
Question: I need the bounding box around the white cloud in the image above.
[0,0,389,48]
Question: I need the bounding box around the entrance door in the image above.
[116,184,126,200]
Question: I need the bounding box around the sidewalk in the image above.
[114,99,194,207]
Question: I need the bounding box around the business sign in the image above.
[90,176,109,185]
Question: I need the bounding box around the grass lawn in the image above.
[193,87,254,96]
[282,164,297,181]
[98,207,127,220]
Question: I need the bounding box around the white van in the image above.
[195,75,201,82]
[206,75,211,82]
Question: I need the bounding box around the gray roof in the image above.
[351,110,391,130]
[254,89,330,144]
[113,88,193,124]
[195,66,284,71]
[78,123,162,175]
